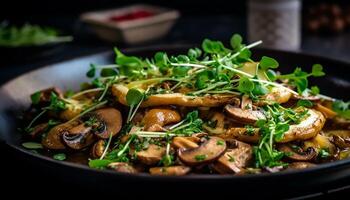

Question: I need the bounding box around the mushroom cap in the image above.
[136,144,166,165]
[108,162,137,173]
[213,140,253,174]
[92,108,123,139]
[149,166,191,176]
[220,109,326,144]
[112,84,239,107]
[62,123,96,150]
[91,140,106,159]
[143,108,181,132]
[287,162,316,170]
[178,136,226,166]
[225,104,265,124]
[42,122,77,150]
[278,144,317,161]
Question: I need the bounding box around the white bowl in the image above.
[80,4,180,44]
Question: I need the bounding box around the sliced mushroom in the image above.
[62,123,96,150]
[136,144,166,165]
[287,162,316,170]
[225,104,265,124]
[203,112,227,134]
[213,140,253,174]
[91,108,123,139]
[149,166,191,176]
[143,108,181,132]
[178,136,226,166]
[268,108,325,143]
[219,127,260,144]
[292,94,320,101]
[315,103,337,119]
[333,135,350,149]
[221,109,325,143]
[59,101,84,120]
[91,140,106,159]
[256,87,292,106]
[42,122,77,150]
[108,162,137,173]
[172,137,200,149]
[324,130,350,149]
[278,144,317,161]
[304,133,336,154]
[112,84,239,107]
[29,123,49,138]
[241,95,253,110]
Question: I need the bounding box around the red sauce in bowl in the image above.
[109,10,155,23]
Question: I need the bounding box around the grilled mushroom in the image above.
[256,87,292,106]
[172,137,200,149]
[90,108,123,139]
[221,109,326,143]
[108,162,137,173]
[203,112,228,134]
[143,108,181,132]
[225,104,265,124]
[219,127,260,143]
[213,140,253,174]
[112,84,239,107]
[29,123,49,138]
[62,123,95,150]
[149,166,191,176]
[325,130,350,149]
[278,144,317,161]
[91,140,106,159]
[42,122,77,150]
[136,144,166,165]
[178,137,226,166]
[287,162,316,170]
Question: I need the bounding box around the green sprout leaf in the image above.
[333,100,350,120]
[53,153,66,161]
[100,68,118,77]
[126,88,144,106]
[259,56,279,70]
[238,77,254,94]
[195,70,215,89]
[266,69,277,81]
[202,39,227,55]
[297,100,314,108]
[310,86,320,95]
[311,64,325,77]
[173,66,191,77]
[30,91,41,105]
[230,34,243,51]
[237,48,252,61]
[86,63,96,78]
[89,159,112,169]
[187,48,202,60]
[22,142,43,149]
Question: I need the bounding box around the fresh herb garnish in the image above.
[22,142,43,149]
[332,100,350,120]
[195,154,207,161]
[53,153,66,161]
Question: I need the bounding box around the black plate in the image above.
[0,45,349,198]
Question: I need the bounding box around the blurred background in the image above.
[0,0,350,81]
